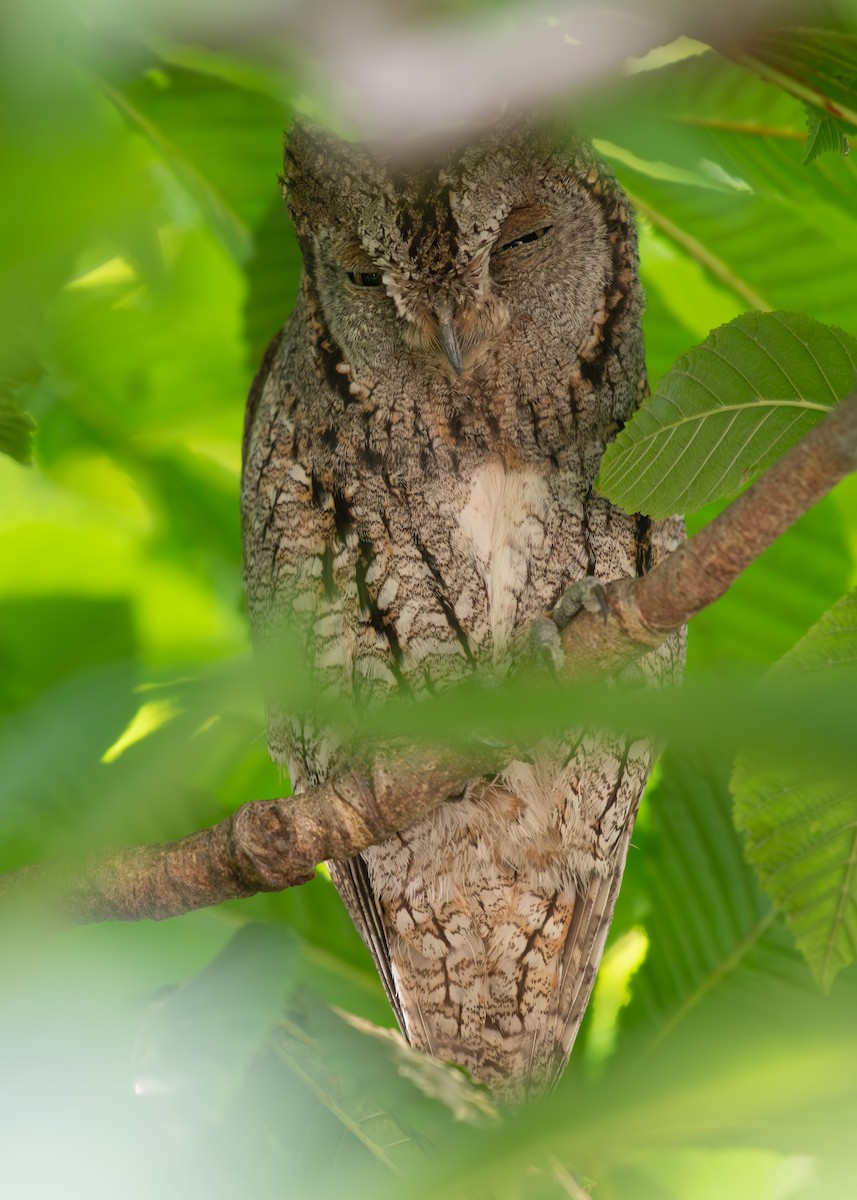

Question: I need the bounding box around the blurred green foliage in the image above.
[1,3,857,1199]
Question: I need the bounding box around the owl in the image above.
[241,116,685,1102]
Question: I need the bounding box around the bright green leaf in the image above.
[1,13,857,1197]
[597,311,857,517]
[100,62,287,262]
[594,52,857,329]
[618,751,813,1051]
[732,589,857,992]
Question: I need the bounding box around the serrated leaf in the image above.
[803,104,851,165]
[741,28,857,134]
[271,997,497,1188]
[597,311,857,518]
[0,397,35,464]
[732,590,857,992]
[618,751,813,1051]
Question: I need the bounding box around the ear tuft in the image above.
[282,120,368,236]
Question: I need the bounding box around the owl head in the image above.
[281,116,640,388]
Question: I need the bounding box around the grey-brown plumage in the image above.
[241,116,684,1101]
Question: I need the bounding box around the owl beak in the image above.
[436,308,465,375]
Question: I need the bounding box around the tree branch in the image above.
[0,749,489,924]
[1,393,855,924]
[559,391,857,678]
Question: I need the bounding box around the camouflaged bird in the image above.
[241,116,685,1102]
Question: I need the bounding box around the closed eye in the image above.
[347,270,384,287]
[499,225,553,252]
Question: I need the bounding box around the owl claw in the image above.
[523,580,609,675]
[551,578,609,631]
[527,616,566,674]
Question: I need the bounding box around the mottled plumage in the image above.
[241,117,684,1101]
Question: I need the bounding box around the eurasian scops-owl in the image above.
[241,117,685,1101]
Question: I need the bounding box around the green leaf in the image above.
[597,311,857,518]
[243,195,302,367]
[101,61,287,262]
[618,751,815,1051]
[732,589,857,991]
[0,661,138,865]
[741,28,857,134]
[0,397,35,464]
[594,51,857,331]
[803,104,852,164]
[132,923,298,1122]
[0,595,136,714]
[274,1002,496,1184]
[230,873,396,1028]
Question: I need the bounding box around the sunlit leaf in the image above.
[686,490,853,671]
[101,61,287,261]
[1,12,857,1198]
[732,589,857,991]
[598,311,857,517]
[595,51,857,329]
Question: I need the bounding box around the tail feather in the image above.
[330,790,639,1103]
[546,849,629,1092]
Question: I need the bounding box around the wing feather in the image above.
[328,856,407,1032]
[546,812,637,1090]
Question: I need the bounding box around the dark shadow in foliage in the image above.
[0,594,136,714]
[0,660,139,867]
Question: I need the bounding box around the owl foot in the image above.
[527,616,566,674]
[551,577,610,630]
[524,579,609,675]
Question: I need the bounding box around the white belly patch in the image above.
[457,461,551,659]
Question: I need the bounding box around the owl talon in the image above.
[526,615,566,673]
[551,578,609,631]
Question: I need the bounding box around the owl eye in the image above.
[499,225,553,252]
[347,271,384,287]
